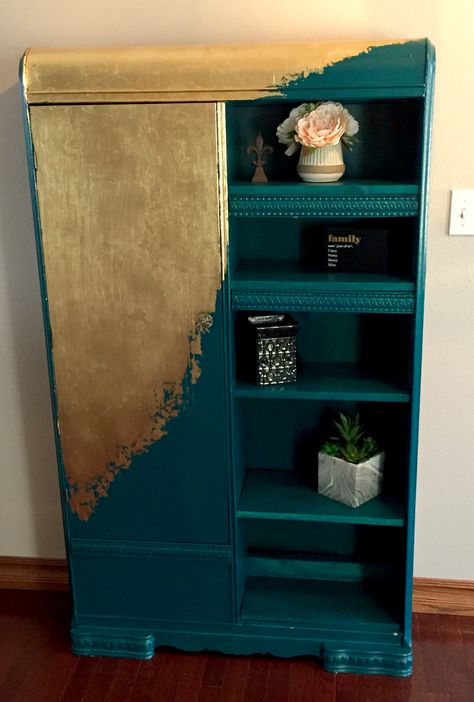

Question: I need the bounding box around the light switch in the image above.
[449,189,474,235]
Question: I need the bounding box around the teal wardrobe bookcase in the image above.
[21,39,434,676]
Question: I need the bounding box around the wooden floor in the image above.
[0,591,472,702]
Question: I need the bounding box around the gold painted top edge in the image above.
[23,39,424,103]
[20,49,29,97]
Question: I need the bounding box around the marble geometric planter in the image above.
[317,451,385,508]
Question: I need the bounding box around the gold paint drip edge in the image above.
[68,313,216,521]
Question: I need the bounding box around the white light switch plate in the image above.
[449,189,474,235]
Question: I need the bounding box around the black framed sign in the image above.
[323,226,388,273]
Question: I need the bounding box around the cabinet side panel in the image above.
[29,104,223,523]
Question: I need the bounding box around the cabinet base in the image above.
[71,624,412,676]
[321,643,412,676]
[71,626,155,660]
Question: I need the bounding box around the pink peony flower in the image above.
[276,103,308,156]
[295,102,359,149]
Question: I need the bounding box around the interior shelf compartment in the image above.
[234,310,412,400]
[229,182,420,219]
[226,99,424,187]
[231,261,415,314]
[238,498,406,633]
[235,401,410,503]
[233,362,410,402]
[240,576,402,632]
[238,469,405,527]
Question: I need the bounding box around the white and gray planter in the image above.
[317,451,385,508]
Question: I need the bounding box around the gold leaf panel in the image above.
[30,103,223,520]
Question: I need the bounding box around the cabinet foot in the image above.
[321,643,412,676]
[71,625,155,660]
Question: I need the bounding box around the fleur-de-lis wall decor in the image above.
[246,132,273,183]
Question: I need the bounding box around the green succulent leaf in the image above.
[320,441,341,457]
[321,413,380,464]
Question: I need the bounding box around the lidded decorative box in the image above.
[247,314,298,386]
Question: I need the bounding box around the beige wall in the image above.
[0,1,473,579]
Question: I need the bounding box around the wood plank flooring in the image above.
[0,590,472,701]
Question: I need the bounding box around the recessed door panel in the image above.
[30,103,228,542]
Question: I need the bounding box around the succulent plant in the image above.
[321,413,380,464]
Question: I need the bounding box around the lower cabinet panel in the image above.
[70,540,233,624]
[68,538,413,676]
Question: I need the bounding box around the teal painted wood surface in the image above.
[235,400,410,526]
[71,629,155,660]
[22,38,434,676]
[229,216,418,285]
[71,546,232,623]
[70,621,412,675]
[402,40,436,647]
[231,289,415,314]
[231,264,416,315]
[238,469,405,526]
[321,643,412,676]
[229,182,420,196]
[231,264,415,313]
[247,554,397,580]
[229,183,420,218]
[246,554,398,581]
[241,576,401,631]
[225,39,434,675]
[66,291,230,546]
[277,40,427,94]
[232,262,415,291]
[234,362,410,402]
[226,100,423,184]
[241,519,405,561]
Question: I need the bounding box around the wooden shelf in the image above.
[241,576,402,632]
[232,261,415,291]
[247,552,397,581]
[229,181,420,196]
[233,362,410,403]
[231,261,415,313]
[238,469,405,527]
[228,182,420,218]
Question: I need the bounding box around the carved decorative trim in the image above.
[229,195,419,218]
[321,644,413,676]
[70,539,231,562]
[71,628,155,660]
[232,290,415,314]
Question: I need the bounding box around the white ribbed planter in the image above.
[297,143,345,183]
[317,451,385,508]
